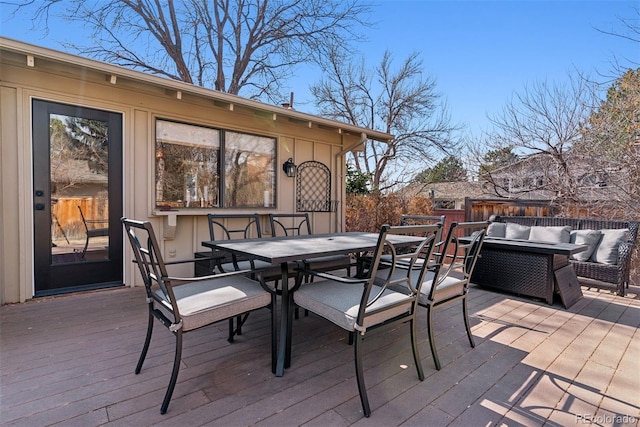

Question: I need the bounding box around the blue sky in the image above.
[1,0,637,141]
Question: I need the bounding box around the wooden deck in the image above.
[1,282,639,426]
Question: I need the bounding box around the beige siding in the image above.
[0,40,385,302]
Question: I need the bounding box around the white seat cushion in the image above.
[293,280,413,332]
[155,275,271,331]
[382,267,465,305]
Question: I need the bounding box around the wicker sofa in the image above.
[483,216,639,296]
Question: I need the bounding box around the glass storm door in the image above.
[32,99,123,296]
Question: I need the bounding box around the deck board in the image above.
[1,283,638,426]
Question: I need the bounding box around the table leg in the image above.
[275,261,289,377]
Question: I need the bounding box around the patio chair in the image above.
[293,223,442,417]
[207,213,272,273]
[122,218,276,414]
[207,213,281,341]
[357,214,445,276]
[78,205,108,259]
[401,214,446,240]
[386,221,489,370]
[269,213,353,276]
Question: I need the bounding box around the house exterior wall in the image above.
[0,40,373,304]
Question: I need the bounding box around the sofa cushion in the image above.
[570,229,602,261]
[590,229,629,265]
[505,223,531,240]
[529,226,571,243]
[487,222,507,238]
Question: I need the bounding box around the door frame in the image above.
[32,98,124,297]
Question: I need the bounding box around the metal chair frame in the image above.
[122,218,276,414]
[421,221,489,370]
[78,205,108,259]
[293,224,442,417]
[207,213,276,341]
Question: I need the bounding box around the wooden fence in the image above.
[464,198,556,221]
[52,197,108,241]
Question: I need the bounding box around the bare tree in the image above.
[595,6,640,76]
[478,73,597,208]
[311,49,460,191]
[10,0,371,101]
[574,68,640,219]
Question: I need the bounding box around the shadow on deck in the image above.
[1,282,639,426]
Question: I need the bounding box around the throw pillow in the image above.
[487,222,506,238]
[570,229,602,261]
[590,228,628,265]
[505,223,531,240]
[529,226,571,243]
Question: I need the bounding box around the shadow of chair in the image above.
[292,223,442,417]
[388,221,489,370]
[77,205,108,259]
[122,218,276,414]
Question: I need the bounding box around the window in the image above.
[224,131,276,208]
[155,120,276,209]
[433,199,455,209]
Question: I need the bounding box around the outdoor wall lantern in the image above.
[282,158,297,177]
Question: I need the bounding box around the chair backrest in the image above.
[78,205,89,230]
[121,218,180,319]
[361,224,442,321]
[207,213,263,271]
[269,213,312,237]
[207,213,262,240]
[400,214,446,241]
[427,221,489,301]
[400,214,445,226]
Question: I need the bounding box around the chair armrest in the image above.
[165,268,255,285]
[617,242,634,271]
[297,267,368,287]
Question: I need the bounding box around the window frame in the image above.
[154,118,277,210]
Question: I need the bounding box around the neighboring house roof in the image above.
[0,37,393,146]
[52,159,108,186]
[401,181,488,203]
[484,150,619,201]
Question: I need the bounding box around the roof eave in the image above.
[0,37,393,143]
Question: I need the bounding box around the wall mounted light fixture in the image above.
[282,158,297,177]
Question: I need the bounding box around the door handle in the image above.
[35,203,45,210]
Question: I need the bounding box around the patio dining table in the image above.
[202,231,425,377]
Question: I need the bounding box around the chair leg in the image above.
[81,235,90,259]
[462,297,475,348]
[228,313,250,343]
[135,309,154,374]
[161,329,183,414]
[227,318,235,343]
[236,314,243,335]
[410,317,424,381]
[426,305,441,370]
[354,332,371,417]
[270,296,278,374]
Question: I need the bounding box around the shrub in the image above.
[345,193,433,232]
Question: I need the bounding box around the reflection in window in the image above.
[156,121,220,208]
[224,131,276,208]
[155,120,276,208]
